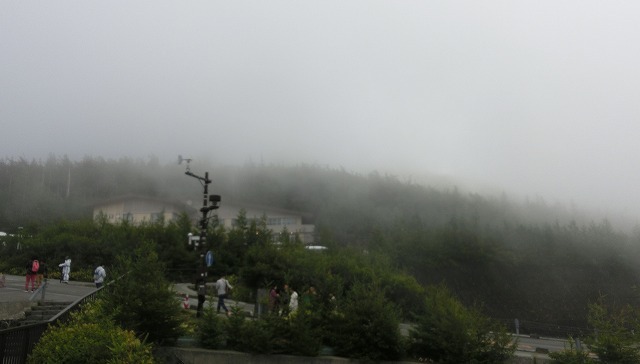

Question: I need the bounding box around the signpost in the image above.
[205,251,214,267]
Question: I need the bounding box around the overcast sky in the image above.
[2,1,640,223]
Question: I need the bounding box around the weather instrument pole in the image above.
[179,155,221,317]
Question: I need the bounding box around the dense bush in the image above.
[27,299,153,364]
[197,302,225,350]
[583,299,640,363]
[102,240,184,345]
[408,284,515,363]
[197,291,325,356]
[210,305,322,356]
[549,337,596,364]
[330,281,404,361]
[241,316,276,354]
[224,305,247,351]
[286,308,323,356]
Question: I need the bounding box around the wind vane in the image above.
[178,155,192,172]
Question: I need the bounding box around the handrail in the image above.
[496,317,592,339]
[0,285,104,364]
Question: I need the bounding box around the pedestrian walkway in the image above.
[1,275,253,318]
[173,282,254,316]
[0,274,95,321]
[0,274,95,303]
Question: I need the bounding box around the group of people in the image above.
[194,276,326,319]
[24,257,50,292]
[269,284,319,317]
[24,256,107,292]
[208,276,312,318]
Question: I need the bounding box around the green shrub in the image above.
[331,281,404,362]
[45,267,94,282]
[287,308,322,356]
[381,271,427,319]
[219,305,259,352]
[27,300,153,364]
[197,303,225,349]
[584,299,640,363]
[549,337,596,363]
[264,313,295,354]
[408,284,515,364]
[224,305,247,351]
[241,316,274,354]
[210,302,321,355]
[103,241,184,345]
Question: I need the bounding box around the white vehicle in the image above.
[305,245,328,251]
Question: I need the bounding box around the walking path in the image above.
[0,274,95,321]
[174,282,255,315]
[1,275,253,316]
[1,275,555,360]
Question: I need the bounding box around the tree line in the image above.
[2,155,640,329]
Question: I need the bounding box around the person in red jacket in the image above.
[25,257,38,292]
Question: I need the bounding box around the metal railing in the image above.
[497,317,592,339]
[0,284,103,364]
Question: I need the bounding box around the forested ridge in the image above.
[2,155,639,329]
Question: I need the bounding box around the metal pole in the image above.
[184,163,219,318]
[40,280,47,303]
[196,172,210,317]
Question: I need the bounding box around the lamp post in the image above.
[180,156,221,317]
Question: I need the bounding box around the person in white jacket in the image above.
[58,256,71,284]
[94,264,106,288]
[215,276,233,315]
[289,287,299,315]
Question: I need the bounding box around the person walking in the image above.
[289,286,299,316]
[59,256,71,284]
[24,257,38,292]
[280,283,291,316]
[93,264,106,288]
[196,278,207,318]
[302,285,317,308]
[215,275,233,315]
[269,284,280,314]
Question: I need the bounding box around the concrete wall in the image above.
[0,302,31,321]
[161,348,552,364]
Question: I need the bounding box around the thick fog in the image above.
[2,1,640,226]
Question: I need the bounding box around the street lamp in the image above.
[180,156,221,317]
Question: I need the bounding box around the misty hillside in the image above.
[0,155,602,233]
[2,156,640,327]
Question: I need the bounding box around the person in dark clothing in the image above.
[269,285,280,314]
[196,279,207,318]
[280,283,291,316]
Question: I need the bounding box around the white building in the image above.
[92,195,190,224]
[93,196,315,244]
[215,203,315,244]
